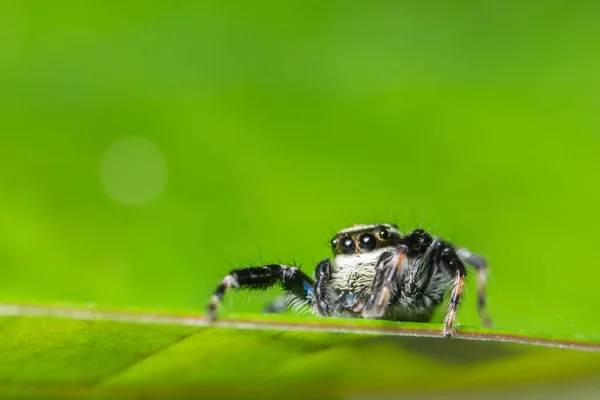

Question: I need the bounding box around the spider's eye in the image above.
[341,237,355,254]
[330,238,338,249]
[359,233,377,252]
[378,228,390,240]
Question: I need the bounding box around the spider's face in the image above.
[329,223,402,256]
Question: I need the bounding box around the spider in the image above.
[207,223,492,337]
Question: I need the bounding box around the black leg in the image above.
[263,296,287,313]
[456,248,492,327]
[314,259,332,316]
[263,258,333,316]
[433,242,467,337]
[365,245,408,318]
[207,264,315,321]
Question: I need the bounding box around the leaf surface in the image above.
[0,305,598,399]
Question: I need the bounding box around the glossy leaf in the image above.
[0,306,598,399]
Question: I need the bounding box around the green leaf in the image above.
[0,305,598,399]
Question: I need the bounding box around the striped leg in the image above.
[365,245,409,318]
[444,270,466,337]
[263,296,287,314]
[457,248,492,327]
[434,243,468,337]
[264,258,332,316]
[314,259,332,316]
[207,264,315,321]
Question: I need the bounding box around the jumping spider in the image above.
[207,224,492,337]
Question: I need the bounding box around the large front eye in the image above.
[359,233,377,252]
[341,237,355,254]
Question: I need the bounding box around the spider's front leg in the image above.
[207,264,315,321]
[364,245,409,318]
[264,258,333,316]
[314,259,332,316]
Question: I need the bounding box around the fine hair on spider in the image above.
[207,223,492,337]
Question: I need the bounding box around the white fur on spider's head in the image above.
[335,223,401,236]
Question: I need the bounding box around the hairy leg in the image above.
[365,245,408,318]
[207,264,315,320]
[456,247,492,327]
[433,242,467,337]
[314,259,332,316]
[263,296,287,313]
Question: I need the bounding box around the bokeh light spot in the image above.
[101,136,166,205]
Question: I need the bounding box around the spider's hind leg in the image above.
[456,247,492,327]
[263,296,288,314]
[207,264,315,320]
[433,241,467,337]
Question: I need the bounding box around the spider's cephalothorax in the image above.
[207,223,492,337]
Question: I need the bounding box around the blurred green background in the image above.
[1,0,599,339]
